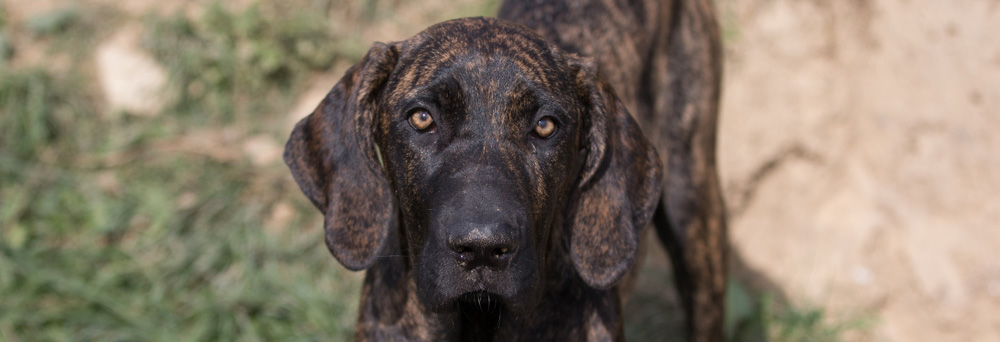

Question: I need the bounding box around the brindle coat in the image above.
[284,0,726,341]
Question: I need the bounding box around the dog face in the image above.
[285,17,662,316]
[375,19,587,313]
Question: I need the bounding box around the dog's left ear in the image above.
[567,57,664,289]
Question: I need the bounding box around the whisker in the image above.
[496,306,502,330]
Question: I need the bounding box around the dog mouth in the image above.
[458,291,506,312]
[456,291,507,335]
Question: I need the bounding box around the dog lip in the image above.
[457,290,508,312]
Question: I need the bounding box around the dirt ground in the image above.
[717,0,1000,341]
[6,0,999,340]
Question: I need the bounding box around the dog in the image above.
[284,0,726,341]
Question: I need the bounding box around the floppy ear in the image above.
[568,57,664,289]
[284,42,399,271]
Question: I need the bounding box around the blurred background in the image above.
[0,0,997,341]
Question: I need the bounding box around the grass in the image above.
[0,1,871,341]
[1,2,361,340]
[723,280,875,342]
[143,2,341,125]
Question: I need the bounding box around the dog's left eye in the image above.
[534,117,557,138]
[409,109,436,132]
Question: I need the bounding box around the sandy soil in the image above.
[717,0,1000,340]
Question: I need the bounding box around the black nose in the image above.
[448,223,518,270]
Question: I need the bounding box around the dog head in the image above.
[285,17,662,315]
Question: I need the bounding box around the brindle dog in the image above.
[284,0,726,341]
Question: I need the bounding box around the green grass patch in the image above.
[143,2,340,126]
[0,2,363,340]
[23,5,121,65]
[725,280,875,342]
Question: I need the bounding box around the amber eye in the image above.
[534,117,556,138]
[409,109,435,132]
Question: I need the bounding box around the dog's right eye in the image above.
[408,109,436,132]
[534,117,557,138]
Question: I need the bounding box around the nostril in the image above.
[452,246,474,261]
[492,246,514,258]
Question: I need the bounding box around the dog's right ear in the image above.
[284,42,399,271]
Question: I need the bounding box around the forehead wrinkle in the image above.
[451,56,534,142]
[389,52,467,107]
[392,30,468,95]
[505,34,556,88]
[406,21,561,89]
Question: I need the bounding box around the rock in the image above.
[95,27,168,117]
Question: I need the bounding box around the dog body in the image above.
[284,1,726,341]
[500,1,729,341]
